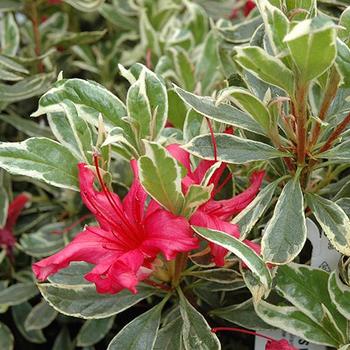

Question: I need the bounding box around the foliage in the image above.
[1,0,350,349]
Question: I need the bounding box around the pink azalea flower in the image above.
[266,339,297,350]
[32,160,198,294]
[212,328,297,350]
[229,0,256,19]
[0,194,30,261]
[167,144,264,266]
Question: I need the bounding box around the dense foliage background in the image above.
[1,0,350,349]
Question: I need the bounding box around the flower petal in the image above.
[167,144,192,174]
[142,209,199,260]
[32,226,120,281]
[265,339,297,350]
[122,160,148,226]
[6,194,30,230]
[78,163,125,231]
[203,170,265,220]
[85,249,149,294]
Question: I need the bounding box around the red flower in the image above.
[243,0,256,16]
[167,144,264,266]
[33,160,198,294]
[0,194,30,261]
[212,328,297,350]
[266,339,297,350]
[229,0,256,19]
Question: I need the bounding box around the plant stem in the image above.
[28,0,44,72]
[309,69,340,148]
[172,252,188,287]
[319,112,350,153]
[293,81,309,165]
[211,327,274,341]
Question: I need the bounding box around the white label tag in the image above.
[254,219,340,350]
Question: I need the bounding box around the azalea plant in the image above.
[1,0,350,349]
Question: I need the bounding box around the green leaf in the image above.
[24,299,57,331]
[335,39,350,88]
[51,100,94,163]
[218,16,263,44]
[185,2,208,44]
[154,317,184,350]
[63,0,105,12]
[339,7,350,43]
[195,30,221,95]
[1,12,19,56]
[284,17,337,82]
[20,223,65,257]
[12,302,46,344]
[235,46,294,95]
[211,298,273,330]
[32,78,127,131]
[99,3,137,30]
[139,10,160,56]
[328,270,350,319]
[184,133,287,164]
[192,226,272,289]
[127,66,167,140]
[256,301,339,347]
[0,73,54,103]
[48,30,106,48]
[0,283,38,306]
[167,89,187,129]
[284,0,316,20]
[257,0,289,54]
[183,109,205,143]
[138,141,184,215]
[52,327,73,350]
[39,283,155,319]
[48,262,91,285]
[77,317,115,347]
[0,114,52,138]
[262,178,306,264]
[0,172,8,228]
[318,139,350,160]
[185,268,240,284]
[178,288,221,350]
[168,47,195,92]
[0,137,79,190]
[107,301,165,350]
[182,184,213,218]
[38,275,155,319]
[0,1,22,12]
[0,322,13,350]
[217,87,271,131]
[306,193,350,255]
[232,180,278,239]
[174,86,265,135]
[102,126,138,159]
[275,263,347,338]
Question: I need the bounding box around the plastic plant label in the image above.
[254,219,339,350]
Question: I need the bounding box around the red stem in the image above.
[29,1,44,73]
[211,327,274,341]
[205,118,218,162]
[146,48,152,69]
[319,112,350,153]
[212,173,232,197]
